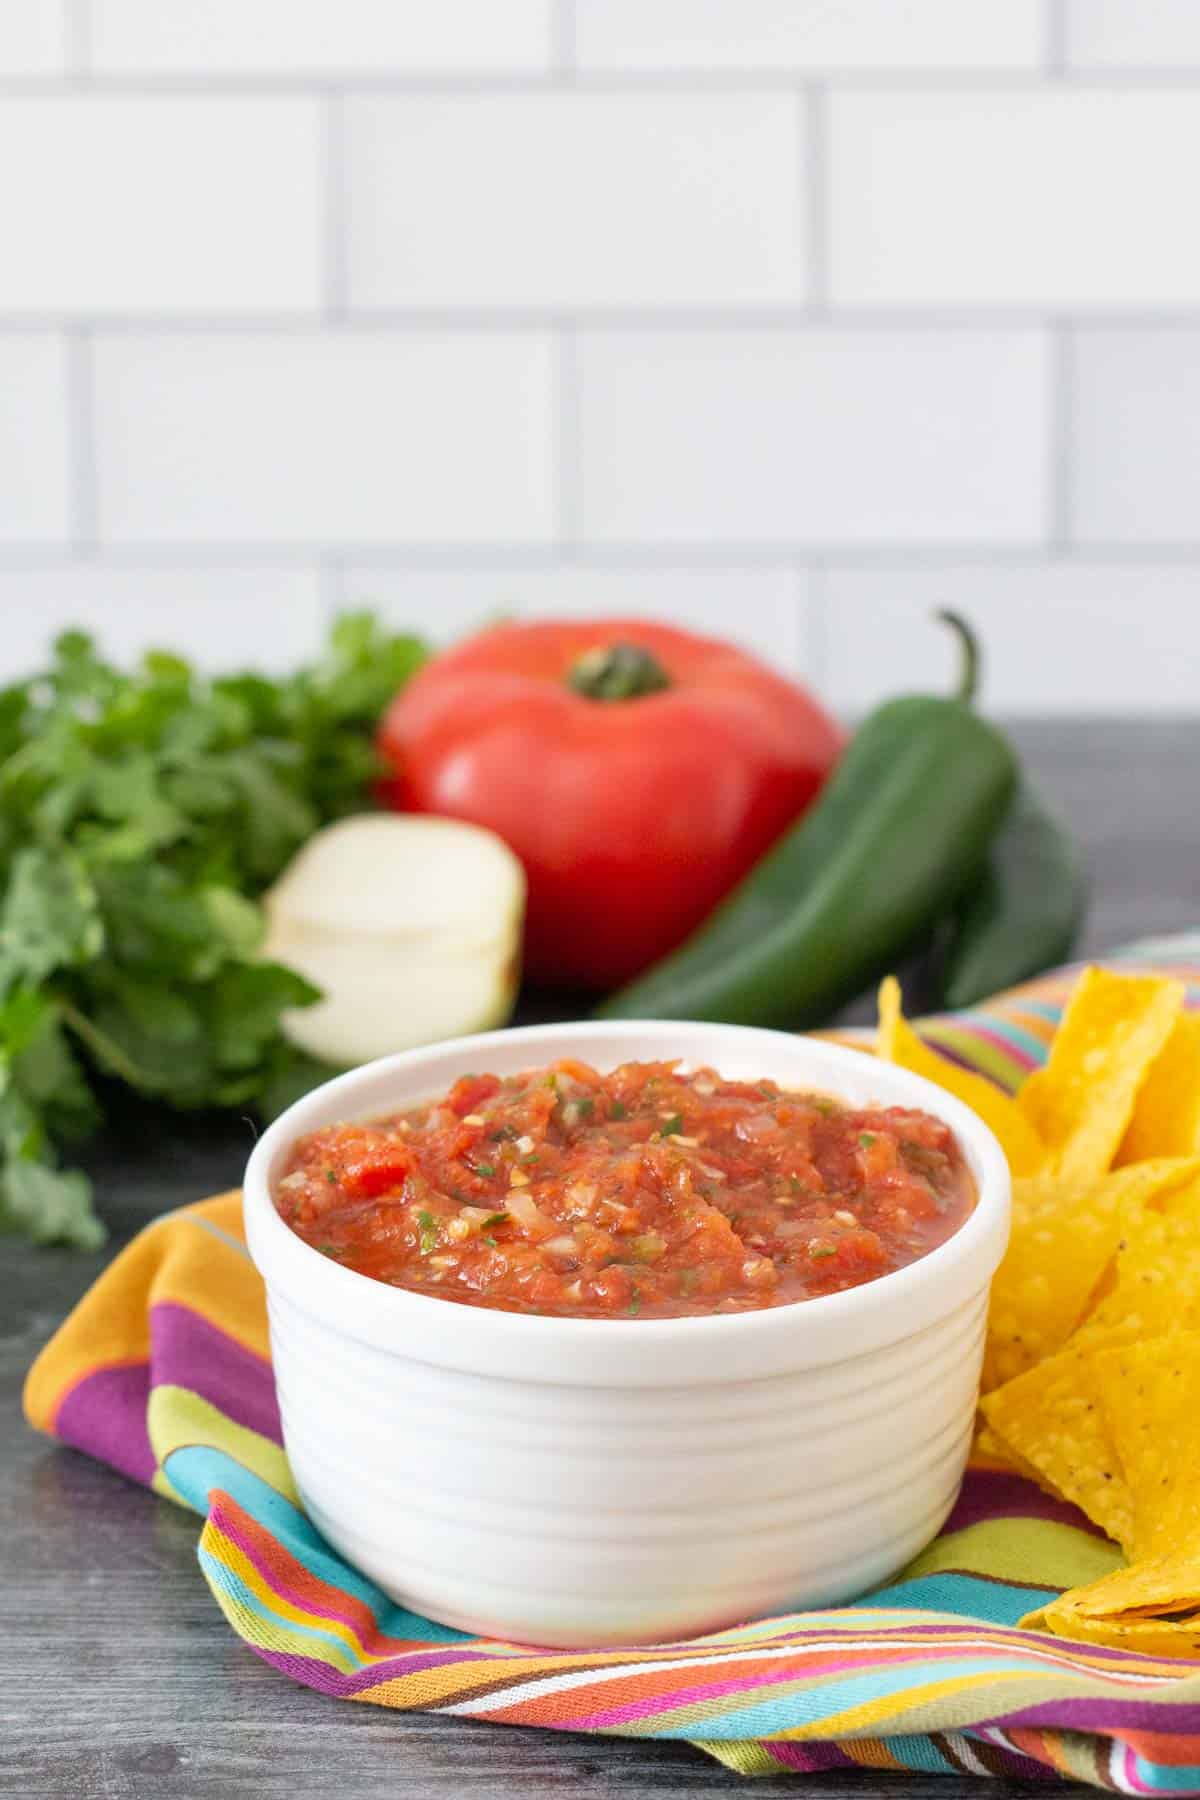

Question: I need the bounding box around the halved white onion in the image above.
[263,813,525,1066]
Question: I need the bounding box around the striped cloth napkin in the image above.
[23,933,1200,1792]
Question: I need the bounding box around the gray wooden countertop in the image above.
[5,718,1198,1800]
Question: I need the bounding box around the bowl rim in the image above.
[243,1018,1011,1386]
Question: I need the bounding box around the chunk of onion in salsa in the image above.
[275,1060,975,1319]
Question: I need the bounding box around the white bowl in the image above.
[244,1020,1010,1649]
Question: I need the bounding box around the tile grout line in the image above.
[5,71,1200,95]
[6,544,1200,571]
[320,553,345,622]
[66,328,99,555]
[1045,0,1069,77]
[554,323,583,557]
[553,0,577,81]
[804,560,828,686]
[65,0,91,80]
[803,84,830,314]
[1048,323,1075,554]
[2,310,1200,334]
[322,91,349,320]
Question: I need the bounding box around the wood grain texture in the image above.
[5,719,1197,1799]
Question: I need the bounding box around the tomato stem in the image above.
[567,642,672,702]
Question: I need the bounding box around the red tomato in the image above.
[377,620,844,990]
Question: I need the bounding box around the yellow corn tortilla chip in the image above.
[1036,1599,1200,1659]
[971,1418,1065,1488]
[1085,1177,1200,1341]
[1094,1331,1200,1563]
[1017,967,1183,1185]
[1057,1550,1200,1622]
[984,1191,1200,1551]
[1078,1171,1200,1330]
[876,978,1044,1176]
[1118,1010,1200,1165]
[981,1329,1137,1551]
[971,1420,1022,1473]
[981,1157,1200,1393]
[982,973,1200,1651]
[1030,1333,1200,1651]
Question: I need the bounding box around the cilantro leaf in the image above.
[1,1158,103,1251]
[0,613,427,1247]
[0,847,104,996]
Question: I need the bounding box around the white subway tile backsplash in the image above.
[831,90,1200,307]
[93,333,555,547]
[1071,329,1200,546]
[820,566,1200,714]
[89,0,551,75]
[0,1,68,75]
[0,334,70,545]
[2,23,1199,709]
[577,331,1050,547]
[338,565,812,672]
[575,0,1044,72]
[0,98,321,315]
[1065,1,1200,69]
[345,95,806,310]
[0,564,324,683]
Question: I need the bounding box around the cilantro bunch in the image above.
[0,613,426,1249]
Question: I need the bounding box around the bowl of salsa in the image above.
[244,1020,1010,1649]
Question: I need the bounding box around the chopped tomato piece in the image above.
[447,1073,502,1117]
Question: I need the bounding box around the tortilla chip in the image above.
[876,977,1044,1176]
[986,1189,1200,1541]
[1057,1550,1200,1622]
[1017,968,1183,1185]
[1029,1333,1200,1653]
[981,1329,1137,1552]
[1118,1011,1200,1165]
[969,971,1200,1652]
[1094,1332,1200,1562]
[986,1193,1200,1536]
[1036,1598,1200,1659]
[1085,1179,1200,1341]
[970,1419,1052,1484]
[980,1157,1199,1392]
[971,1420,1017,1471]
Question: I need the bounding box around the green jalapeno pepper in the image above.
[940,776,1088,1011]
[600,615,1017,1029]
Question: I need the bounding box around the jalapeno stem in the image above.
[568,642,671,702]
[937,610,981,705]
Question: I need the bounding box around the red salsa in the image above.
[276,1061,974,1320]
